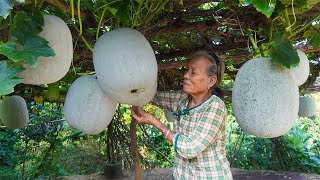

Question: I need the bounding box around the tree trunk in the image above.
[130,117,142,180]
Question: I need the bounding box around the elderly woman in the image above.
[131,51,232,180]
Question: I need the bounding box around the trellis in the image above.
[1,0,320,179]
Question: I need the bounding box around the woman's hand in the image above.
[131,106,158,125]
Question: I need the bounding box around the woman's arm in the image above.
[131,106,175,144]
[131,99,226,159]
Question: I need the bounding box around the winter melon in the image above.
[0,95,29,129]
[93,28,157,106]
[18,14,73,85]
[290,50,310,86]
[298,96,317,117]
[232,58,299,138]
[64,75,117,134]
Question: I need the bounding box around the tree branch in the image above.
[144,18,238,36]
[158,53,249,71]
[183,0,218,8]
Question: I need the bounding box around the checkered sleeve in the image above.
[174,100,226,159]
[151,90,185,111]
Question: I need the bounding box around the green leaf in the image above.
[311,157,320,165]
[309,33,320,49]
[240,0,277,17]
[0,17,10,30]
[0,29,55,67]
[108,7,118,16]
[46,82,60,101]
[0,0,13,19]
[240,0,250,4]
[13,11,44,35]
[0,60,24,96]
[270,32,299,68]
[108,1,131,26]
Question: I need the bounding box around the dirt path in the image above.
[58,168,320,180]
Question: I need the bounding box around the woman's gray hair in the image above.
[191,50,225,87]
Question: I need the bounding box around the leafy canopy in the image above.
[0,61,24,96]
[270,32,299,68]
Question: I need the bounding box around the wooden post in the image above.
[130,117,142,180]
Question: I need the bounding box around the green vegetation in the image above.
[1,93,319,179]
[0,0,319,179]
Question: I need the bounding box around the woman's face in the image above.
[183,56,217,96]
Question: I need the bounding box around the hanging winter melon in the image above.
[164,110,176,122]
[0,95,29,129]
[232,58,299,138]
[18,14,73,85]
[93,28,158,106]
[290,49,310,86]
[298,96,317,117]
[64,75,117,134]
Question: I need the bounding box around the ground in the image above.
[59,168,320,180]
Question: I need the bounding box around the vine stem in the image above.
[96,6,108,40]
[289,14,320,39]
[72,24,93,52]
[269,18,274,41]
[246,29,262,57]
[284,6,293,36]
[95,0,121,39]
[70,0,74,20]
[77,0,82,35]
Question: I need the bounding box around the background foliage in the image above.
[0,93,319,179]
[0,0,320,179]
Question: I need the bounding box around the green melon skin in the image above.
[0,95,29,129]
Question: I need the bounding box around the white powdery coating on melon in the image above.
[93,28,157,106]
[64,76,117,134]
[290,50,310,86]
[298,96,317,117]
[0,95,29,129]
[19,15,73,85]
[232,58,299,138]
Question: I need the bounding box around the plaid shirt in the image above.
[153,90,232,180]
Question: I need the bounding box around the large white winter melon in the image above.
[232,58,299,138]
[64,75,118,134]
[18,14,73,85]
[298,96,317,117]
[290,49,310,86]
[93,28,158,106]
[0,95,29,129]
